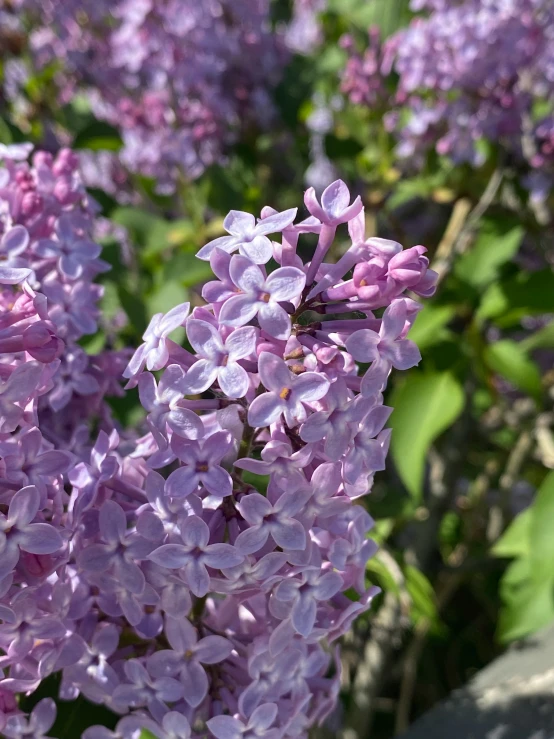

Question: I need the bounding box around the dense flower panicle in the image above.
[0,155,436,736]
[12,0,286,192]
[341,0,554,198]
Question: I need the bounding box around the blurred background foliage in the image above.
[1,0,553,736]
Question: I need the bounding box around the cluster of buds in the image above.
[0,157,436,738]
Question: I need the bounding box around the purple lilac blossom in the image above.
[15,0,287,192]
[341,1,554,201]
[0,164,435,736]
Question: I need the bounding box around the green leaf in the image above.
[484,340,542,400]
[111,207,164,247]
[455,217,523,289]
[521,322,554,352]
[390,372,465,500]
[73,120,123,151]
[140,731,158,739]
[404,564,441,630]
[529,471,554,583]
[409,304,455,350]
[498,576,554,643]
[492,508,532,559]
[478,269,554,323]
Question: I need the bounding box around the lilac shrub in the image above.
[341,0,554,199]
[16,0,285,192]
[0,151,436,736]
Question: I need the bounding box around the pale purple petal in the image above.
[202,466,233,497]
[380,300,407,341]
[271,519,306,550]
[99,499,126,544]
[229,255,265,293]
[197,235,237,261]
[185,359,219,394]
[258,351,291,393]
[265,267,306,301]
[203,543,244,569]
[19,523,63,554]
[256,208,297,235]
[321,180,351,219]
[240,234,273,264]
[249,703,278,731]
[292,372,329,402]
[219,294,259,328]
[314,571,343,599]
[291,594,317,637]
[159,302,191,334]
[180,515,210,548]
[385,339,421,370]
[248,392,284,427]
[225,326,257,360]
[186,319,225,356]
[237,493,272,524]
[258,303,291,340]
[195,635,233,664]
[167,406,205,439]
[184,559,210,597]
[224,210,255,237]
[180,660,209,708]
[8,485,40,527]
[206,715,243,739]
[166,466,200,498]
[217,362,249,398]
[235,525,269,555]
[148,544,189,569]
[78,544,114,571]
[345,329,380,363]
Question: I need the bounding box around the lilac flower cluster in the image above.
[0,164,436,736]
[18,0,285,192]
[341,0,554,197]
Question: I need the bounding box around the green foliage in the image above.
[455,216,523,289]
[496,473,554,642]
[390,372,465,500]
[484,340,542,401]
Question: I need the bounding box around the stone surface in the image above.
[400,623,554,739]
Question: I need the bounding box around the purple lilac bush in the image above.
[14,0,285,191]
[0,146,436,737]
[342,0,554,199]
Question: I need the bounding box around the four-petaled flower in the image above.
[139,364,204,448]
[147,616,233,707]
[185,320,257,398]
[149,515,244,597]
[219,256,305,340]
[0,485,63,580]
[345,299,421,372]
[248,352,329,428]
[235,491,308,555]
[197,208,297,264]
[123,302,190,384]
[304,179,363,227]
[168,432,234,498]
[207,702,281,739]
[273,568,344,637]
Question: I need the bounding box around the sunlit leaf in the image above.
[390,372,465,500]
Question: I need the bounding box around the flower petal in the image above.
[217,362,249,398]
[247,392,284,428]
[203,543,244,569]
[218,294,259,328]
[258,303,291,340]
[19,523,63,555]
[184,359,219,394]
[195,635,233,664]
[180,515,210,548]
[271,519,306,551]
[166,466,200,498]
[265,266,306,301]
[148,544,189,569]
